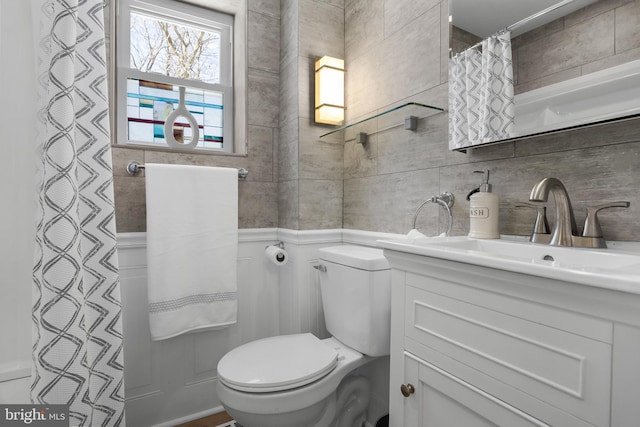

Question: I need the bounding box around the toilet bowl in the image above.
[217,335,372,427]
[216,245,391,427]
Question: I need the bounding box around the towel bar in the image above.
[127,161,249,179]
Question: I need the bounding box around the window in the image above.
[116,0,234,152]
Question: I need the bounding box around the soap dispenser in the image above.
[468,170,500,239]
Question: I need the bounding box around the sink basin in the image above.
[377,236,640,293]
[432,238,640,269]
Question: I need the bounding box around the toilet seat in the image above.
[217,333,339,393]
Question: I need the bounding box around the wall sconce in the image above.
[314,56,345,125]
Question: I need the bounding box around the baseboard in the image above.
[150,405,226,427]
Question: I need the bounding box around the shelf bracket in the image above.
[404,116,418,131]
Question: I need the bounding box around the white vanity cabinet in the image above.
[384,249,640,427]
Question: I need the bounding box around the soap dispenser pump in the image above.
[468,170,500,239]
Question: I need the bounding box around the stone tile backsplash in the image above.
[342,0,640,241]
[112,0,640,242]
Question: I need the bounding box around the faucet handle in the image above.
[582,201,630,238]
[516,202,550,241]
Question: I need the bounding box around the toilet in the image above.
[216,245,391,427]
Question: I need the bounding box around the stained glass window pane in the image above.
[126,78,224,149]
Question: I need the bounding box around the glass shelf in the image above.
[319,101,445,140]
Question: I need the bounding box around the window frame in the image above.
[116,0,235,153]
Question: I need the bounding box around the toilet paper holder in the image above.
[265,241,285,250]
[265,241,288,266]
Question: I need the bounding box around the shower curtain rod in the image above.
[451,0,578,57]
[126,161,249,179]
[506,0,577,33]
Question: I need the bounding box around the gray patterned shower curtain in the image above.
[449,31,515,150]
[478,32,515,144]
[31,1,125,426]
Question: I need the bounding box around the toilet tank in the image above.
[318,245,391,357]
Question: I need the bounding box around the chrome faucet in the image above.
[528,177,629,248]
[529,178,578,246]
[515,202,550,244]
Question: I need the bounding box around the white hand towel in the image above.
[407,229,428,240]
[145,163,238,340]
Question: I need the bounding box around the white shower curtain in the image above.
[31,1,126,426]
[449,31,515,149]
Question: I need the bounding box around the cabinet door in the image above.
[399,354,551,427]
[404,279,612,426]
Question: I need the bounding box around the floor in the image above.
[174,411,241,427]
[173,410,389,427]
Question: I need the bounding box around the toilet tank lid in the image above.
[319,245,390,271]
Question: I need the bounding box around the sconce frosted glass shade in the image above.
[315,56,345,125]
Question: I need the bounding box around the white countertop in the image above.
[377,235,640,295]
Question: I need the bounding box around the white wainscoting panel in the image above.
[118,228,402,427]
[0,375,30,404]
[277,228,342,337]
[119,229,282,427]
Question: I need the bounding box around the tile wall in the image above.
[513,0,640,93]
[342,0,640,241]
[111,0,282,232]
[278,0,345,230]
[111,0,640,242]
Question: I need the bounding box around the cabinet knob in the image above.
[400,383,415,397]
